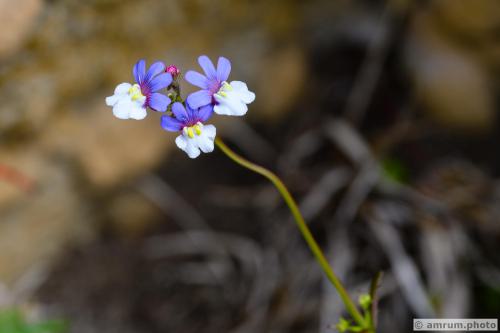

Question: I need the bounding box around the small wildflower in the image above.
[161,102,216,159]
[105,59,172,120]
[185,55,255,116]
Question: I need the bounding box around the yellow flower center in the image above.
[216,81,233,98]
[183,123,203,138]
[128,84,145,102]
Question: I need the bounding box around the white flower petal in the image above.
[107,82,148,120]
[106,82,132,106]
[213,92,248,116]
[115,82,132,95]
[128,102,147,120]
[230,81,255,104]
[175,134,188,150]
[202,124,216,138]
[174,124,216,158]
[175,134,201,159]
[105,95,120,106]
[112,100,132,119]
[213,101,232,116]
[194,124,216,153]
[213,81,254,116]
[112,99,146,120]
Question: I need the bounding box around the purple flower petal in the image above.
[149,93,171,112]
[161,115,184,132]
[148,73,173,92]
[133,59,146,84]
[216,57,231,81]
[145,61,166,83]
[172,102,188,122]
[186,90,212,109]
[197,105,214,122]
[198,55,217,79]
[185,104,198,122]
[185,70,209,89]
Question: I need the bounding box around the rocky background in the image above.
[0,0,499,332]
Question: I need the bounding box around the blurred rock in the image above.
[108,190,162,237]
[405,10,495,132]
[0,0,313,287]
[0,149,92,285]
[0,149,42,210]
[431,0,500,40]
[430,0,500,73]
[254,46,307,121]
[40,99,173,188]
[0,0,43,58]
[0,70,56,140]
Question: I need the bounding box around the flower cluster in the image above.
[106,56,255,158]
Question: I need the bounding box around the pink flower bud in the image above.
[166,65,181,78]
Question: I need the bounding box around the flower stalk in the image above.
[105,55,378,330]
[214,137,368,329]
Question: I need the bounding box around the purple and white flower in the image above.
[106,60,172,120]
[161,102,216,159]
[185,55,255,116]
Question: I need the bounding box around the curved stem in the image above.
[215,137,366,327]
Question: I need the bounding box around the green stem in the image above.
[215,137,367,328]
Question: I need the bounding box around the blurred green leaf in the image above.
[0,309,67,333]
[476,285,500,316]
[381,157,408,184]
[336,317,350,332]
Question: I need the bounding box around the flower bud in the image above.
[166,65,181,79]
